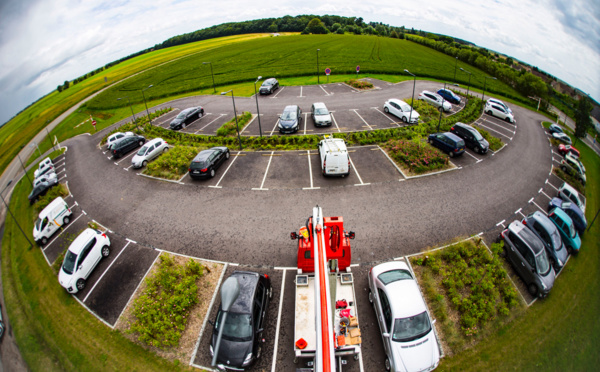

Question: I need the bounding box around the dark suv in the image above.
[112,135,145,158]
[501,220,555,297]
[450,122,489,154]
[259,78,279,95]
[428,132,465,157]
[210,271,272,370]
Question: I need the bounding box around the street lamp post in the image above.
[221,90,243,150]
[453,57,458,82]
[203,62,216,93]
[253,76,263,137]
[117,96,138,129]
[482,76,497,103]
[211,276,240,367]
[140,84,153,125]
[1,180,33,248]
[459,68,472,97]
[45,126,56,152]
[16,154,31,185]
[404,69,417,124]
[316,49,320,85]
[30,142,42,159]
[438,82,448,132]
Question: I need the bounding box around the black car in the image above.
[189,147,230,179]
[112,135,146,159]
[170,107,204,130]
[28,181,55,205]
[450,122,489,154]
[259,78,279,95]
[278,105,302,134]
[428,132,465,157]
[210,271,272,370]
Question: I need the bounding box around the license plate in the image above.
[193,170,199,174]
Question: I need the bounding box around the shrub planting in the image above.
[346,79,374,90]
[384,139,448,174]
[144,145,200,180]
[216,111,252,136]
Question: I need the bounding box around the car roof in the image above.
[372,261,425,318]
[443,132,463,142]
[529,211,557,233]
[313,102,327,108]
[488,98,505,104]
[39,197,66,216]
[387,98,407,105]
[181,107,197,114]
[229,271,259,314]
[68,228,97,255]
[509,220,544,254]
[145,137,164,146]
[550,207,573,224]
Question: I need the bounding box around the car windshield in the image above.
[378,269,412,285]
[215,311,253,341]
[35,218,42,230]
[176,111,188,119]
[535,250,551,275]
[137,146,149,156]
[399,103,411,111]
[281,111,297,120]
[62,251,78,275]
[262,81,272,87]
[550,229,562,250]
[315,108,329,115]
[471,129,483,141]
[392,311,431,342]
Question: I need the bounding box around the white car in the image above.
[131,138,169,168]
[33,171,58,188]
[106,131,134,150]
[418,91,452,112]
[34,157,54,178]
[558,182,585,212]
[368,261,440,372]
[384,99,420,124]
[487,98,512,114]
[485,101,514,123]
[58,228,111,294]
[552,132,572,145]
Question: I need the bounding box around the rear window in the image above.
[191,160,208,169]
[457,139,465,147]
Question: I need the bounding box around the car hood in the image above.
[260,85,273,90]
[280,119,298,127]
[58,267,74,290]
[391,331,440,372]
[131,154,144,164]
[170,118,184,126]
[555,242,569,267]
[212,335,253,368]
[540,267,556,293]
[314,114,331,122]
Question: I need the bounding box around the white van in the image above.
[318,136,350,177]
[33,197,72,245]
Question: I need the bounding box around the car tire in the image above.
[41,237,48,245]
[64,216,70,224]
[256,345,262,360]
[384,106,389,113]
[385,357,391,371]
[101,245,110,257]
[527,283,539,297]
[269,286,273,299]
[76,279,86,291]
[182,123,186,129]
[163,147,168,153]
[142,160,148,167]
[449,151,455,158]
[487,110,493,115]
[505,117,511,123]
[368,290,374,304]
[210,169,215,178]
[138,140,144,146]
[402,116,408,123]
[475,146,481,153]
[428,138,433,144]
[226,151,230,159]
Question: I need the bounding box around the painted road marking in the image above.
[210,151,241,188]
[252,151,274,190]
[83,240,132,303]
[195,114,225,134]
[271,269,287,372]
[352,109,373,130]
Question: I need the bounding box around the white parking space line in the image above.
[475,123,512,140]
[372,107,400,126]
[298,86,303,98]
[515,208,526,218]
[269,119,280,136]
[271,269,287,372]
[464,150,481,162]
[319,85,330,96]
[178,172,189,183]
[43,212,85,252]
[124,164,134,171]
[240,114,257,135]
[546,179,560,191]
[529,197,547,214]
[83,240,131,303]
[352,109,373,130]
[496,220,506,228]
[210,152,241,188]
[303,112,309,135]
[55,168,66,175]
[303,151,320,190]
[348,155,369,186]
[252,151,274,190]
[271,86,284,98]
[195,114,225,134]
[481,118,516,134]
[114,151,137,165]
[330,112,341,132]
[58,175,67,182]
[553,158,562,165]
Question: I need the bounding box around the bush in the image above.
[476,126,503,151]
[552,166,585,193]
[346,79,374,90]
[34,184,69,213]
[144,145,200,179]
[216,111,252,137]
[128,255,204,348]
[384,139,448,174]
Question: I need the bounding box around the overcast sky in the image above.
[0,0,598,125]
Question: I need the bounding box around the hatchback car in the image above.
[106,131,134,150]
[558,182,585,211]
[111,135,146,159]
[558,144,580,158]
[548,198,587,234]
[485,101,514,123]
[428,132,465,157]
[209,271,272,370]
[418,90,451,112]
[34,157,54,179]
[522,211,569,272]
[368,261,440,372]
[560,153,585,184]
[33,171,58,187]
[487,98,512,114]
[278,105,302,133]
[189,147,230,179]
[383,99,420,124]
[437,88,461,104]
[501,220,555,297]
[259,78,279,95]
[170,107,204,130]
[552,132,572,145]
[548,208,581,254]
[131,138,168,168]
[311,102,332,127]
[450,122,489,154]
[28,181,56,205]
[58,228,110,293]
[548,124,563,134]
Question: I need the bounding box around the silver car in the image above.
[418,90,452,112]
[33,171,58,187]
[131,138,169,168]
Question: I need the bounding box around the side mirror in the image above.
[382,333,390,338]
[290,232,298,240]
[432,319,437,325]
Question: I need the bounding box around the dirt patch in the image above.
[115,252,224,365]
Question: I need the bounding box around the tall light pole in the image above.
[253,76,263,137]
[45,120,56,152]
[453,57,459,82]
[211,276,240,367]
[482,76,497,104]
[203,62,216,93]
[316,49,320,85]
[30,142,42,159]
[221,90,243,150]
[140,84,153,125]
[16,154,31,185]
[460,68,472,97]
[117,96,138,129]
[1,180,33,248]
[404,69,417,124]
[438,82,448,132]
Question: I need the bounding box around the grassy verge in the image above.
[216,111,253,137]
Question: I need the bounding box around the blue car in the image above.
[548,208,581,254]
[548,197,587,235]
[437,89,461,105]
[428,132,465,158]
[548,124,564,135]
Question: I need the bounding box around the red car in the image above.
[558,144,580,158]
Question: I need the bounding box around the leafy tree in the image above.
[63,80,70,90]
[57,85,63,93]
[390,30,399,39]
[573,97,593,144]
[306,18,328,34]
[267,22,278,33]
[331,23,341,32]
[335,27,345,35]
[355,17,364,26]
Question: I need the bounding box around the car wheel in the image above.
[101,245,110,257]
[142,160,148,167]
[163,147,168,153]
[41,237,48,245]
[449,151,455,158]
[368,290,374,304]
[428,138,433,144]
[505,117,511,123]
[225,151,230,159]
[210,169,215,178]
[475,146,481,153]
[402,116,408,123]
[76,279,86,291]
[385,357,391,371]
[487,110,493,115]
[182,123,186,129]
[527,283,539,297]
[64,216,70,224]
[384,106,389,113]
[138,140,144,146]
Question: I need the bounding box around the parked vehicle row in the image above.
[29,157,59,204]
[384,98,420,124]
[418,90,451,112]
[485,98,514,123]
